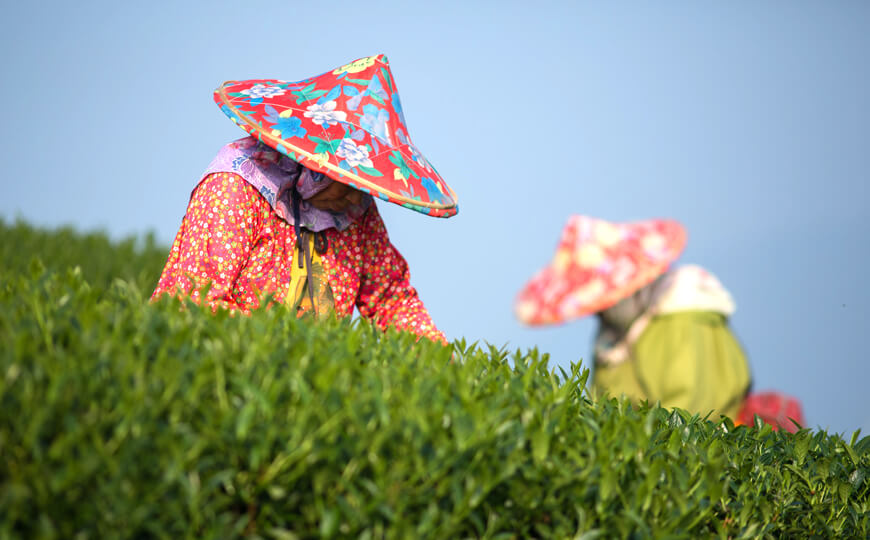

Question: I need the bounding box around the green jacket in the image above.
[592,311,751,420]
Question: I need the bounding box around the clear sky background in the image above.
[1,1,867,435]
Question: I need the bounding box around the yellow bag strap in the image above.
[286,231,333,318]
[286,180,333,317]
[287,233,316,312]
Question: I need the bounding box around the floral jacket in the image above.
[152,172,446,343]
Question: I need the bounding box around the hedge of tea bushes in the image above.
[0,218,166,292]
[0,224,868,539]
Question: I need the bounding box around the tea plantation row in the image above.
[1,219,868,538]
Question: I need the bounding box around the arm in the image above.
[152,172,259,313]
[355,204,447,344]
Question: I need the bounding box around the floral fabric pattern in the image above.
[515,215,687,326]
[214,54,458,218]
[304,101,347,127]
[240,83,287,103]
[152,172,446,343]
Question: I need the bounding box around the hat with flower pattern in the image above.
[213,54,458,218]
[515,216,687,325]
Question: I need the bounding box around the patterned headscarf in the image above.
[202,136,372,232]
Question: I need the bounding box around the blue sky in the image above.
[1,1,867,435]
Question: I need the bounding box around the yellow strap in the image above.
[286,234,334,317]
[287,234,315,312]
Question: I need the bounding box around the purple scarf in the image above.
[202,136,372,232]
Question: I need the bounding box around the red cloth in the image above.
[737,391,806,433]
[152,172,446,343]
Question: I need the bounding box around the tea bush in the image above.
[0,224,868,538]
[0,218,166,292]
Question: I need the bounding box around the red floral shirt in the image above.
[152,172,445,343]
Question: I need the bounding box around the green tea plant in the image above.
[0,218,166,292]
[0,224,868,539]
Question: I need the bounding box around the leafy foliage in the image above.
[0,223,868,538]
[0,218,166,292]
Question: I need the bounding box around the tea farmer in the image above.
[514,216,751,420]
[152,54,458,343]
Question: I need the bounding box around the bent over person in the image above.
[152,54,458,343]
[514,216,751,420]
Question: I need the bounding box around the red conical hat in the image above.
[515,216,687,325]
[214,54,458,218]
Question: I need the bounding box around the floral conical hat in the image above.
[515,216,687,325]
[213,54,458,218]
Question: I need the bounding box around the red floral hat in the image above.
[515,216,687,325]
[214,54,458,218]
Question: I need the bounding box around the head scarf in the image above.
[202,136,372,232]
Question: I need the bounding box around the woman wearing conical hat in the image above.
[515,216,751,420]
[152,55,458,343]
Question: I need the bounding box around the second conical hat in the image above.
[515,215,687,325]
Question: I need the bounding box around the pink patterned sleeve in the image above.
[355,204,447,344]
[152,173,258,313]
